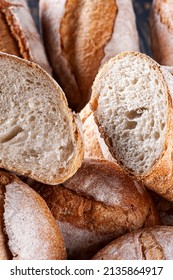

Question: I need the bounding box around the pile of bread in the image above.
[1,0,173,260]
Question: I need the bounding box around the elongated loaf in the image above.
[90,51,173,201]
[150,0,173,67]
[35,159,160,260]
[0,52,83,184]
[0,170,66,260]
[0,0,51,74]
[92,226,173,260]
[39,0,139,111]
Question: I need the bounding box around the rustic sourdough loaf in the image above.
[92,226,173,260]
[34,159,160,260]
[39,0,139,111]
[0,52,83,184]
[0,170,66,260]
[150,0,173,67]
[90,51,173,201]
[0,0,51,74]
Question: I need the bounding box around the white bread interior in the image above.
[91,52,169,176]
[0,52,83,184]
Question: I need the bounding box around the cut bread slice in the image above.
[0,52,83,184]
[90,51,173,200]
[0,170,66,260]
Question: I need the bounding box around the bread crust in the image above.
[0,170,66,260]
[92,226,173,260]
[39,0,139,111]
[90,51,173,201]
[0,0,52,74]
[150,0,173,66]
[80,103,118,161]
[37,159,160,259]
[0,52,84,185]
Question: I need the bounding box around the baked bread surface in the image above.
[92,226,173,260]
[0,170,67,260]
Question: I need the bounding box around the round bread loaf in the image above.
[0,170,66,260]
[36,159,160,259]
[92,226,173,260]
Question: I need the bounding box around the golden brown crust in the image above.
[0,0,52,74]
[60,0,117,110]
[92,226,173,260]
[0,11,21,56]
[37,159,160,259]
[80,104,104,160]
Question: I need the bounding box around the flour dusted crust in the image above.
[0,0,52,74]
[92,226,173,260]
[38,159,160,259]
[150,0,173,66]
[80,104,117,161]
[39,0,139,111]
[0,170,66,260]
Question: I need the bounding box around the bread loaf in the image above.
[0,0,52,74]
[150,0,173,67]
[90,51,173,201]
[39,0,139,111]
[35,159,160,260]
[0,52,83,184]
[92,226,173,260]
[0,170,66,260]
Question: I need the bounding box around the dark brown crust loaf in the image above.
[92,226,173,260]
[0,170,67,260]
[0,0,52,74]
[36,159,160,259]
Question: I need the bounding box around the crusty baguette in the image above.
[150,0,173,67]
[35,159,160,260]
[0,170,66,260]
[92,226,173,260]
[39,0,139,111]
[0,52,84,185]
[0,0,52,74]
[90,51,173,201]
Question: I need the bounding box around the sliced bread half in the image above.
[0,52,83,184]
[90,51,173,200]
